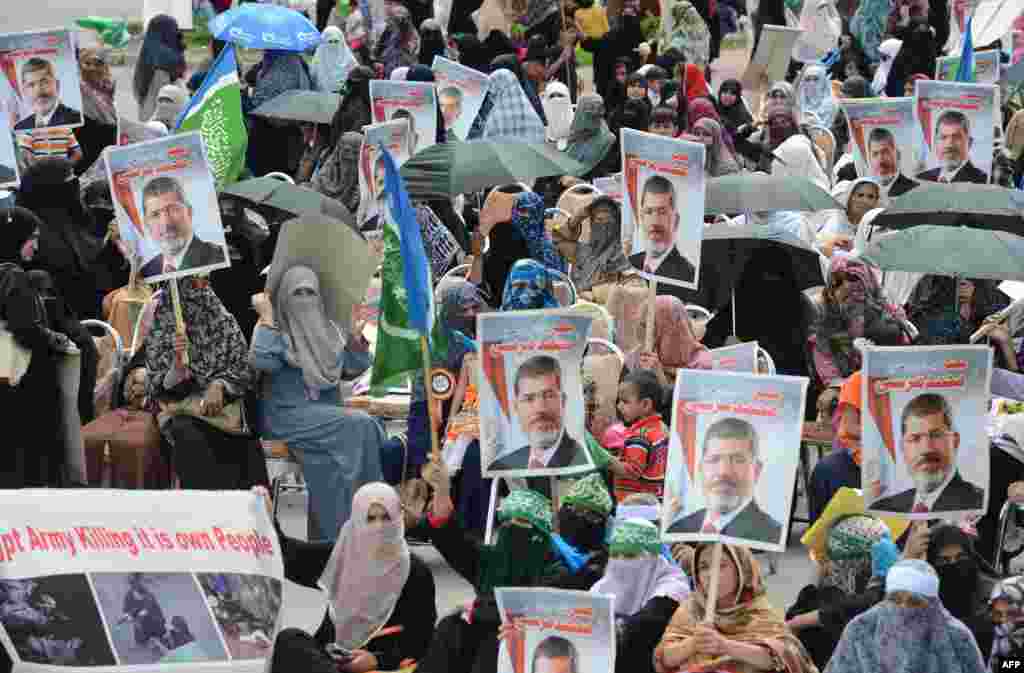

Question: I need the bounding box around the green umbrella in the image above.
[861,225,1024,281]
[704,174,838,214]
[221,177,357,230]
[399,141,588,199]
[250,91,343,125]
[868,183,1024,234]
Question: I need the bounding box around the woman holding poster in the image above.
[655,544,818,673]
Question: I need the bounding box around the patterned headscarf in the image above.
[571,196,631,291]
[311,131,363,213]
[851,0,891,64]
[511,192,566,272]
[562,474,614,516]
[608,518,663,556]
[498,489,553,533]
[501,259,559,311]
[415,203,463,279]
[989,576,1024,671]
[145,280,254,400]
[822,514,891,595]
[480,69,546,144]
[565,95,615,173]
[594,519,691,617]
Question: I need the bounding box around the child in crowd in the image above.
[649,106,677,137]
[612,370,669,502]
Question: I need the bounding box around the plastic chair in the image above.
[584,338,625,442]
[438,263,471,287]
[263,171,295,184]
[549,268,578,307]
[82,319,126,412]
[756,346,776,375]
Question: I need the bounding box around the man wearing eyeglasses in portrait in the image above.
[139,176,226,278]
[872,393,984,513]
[628,174,695,286]
[487,355,586,471]
[667,417,782,543]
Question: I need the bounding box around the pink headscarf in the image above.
[627,295,711,370]
[688,97,720,127]
[318,482,410,649]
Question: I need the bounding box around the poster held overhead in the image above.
[913,79,996,184]
[841,97,920,187]
[104,132,230,284]
[432,56,489,142]
[0,28,83,131]
[478,309,595,478]
[359,118,412,229]
[742,25,805,89]
[662,370,808,552]
[369,80,438,154]
[862,344,992,519]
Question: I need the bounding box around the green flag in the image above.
[177,45,247,189]
[369,205,447,395]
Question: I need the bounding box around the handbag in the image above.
[159,394,245,435]
[0,320,32,386]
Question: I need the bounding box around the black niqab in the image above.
[133,14,186,103]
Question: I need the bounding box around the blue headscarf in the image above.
[510,192,566,273]
[501,260,559,311]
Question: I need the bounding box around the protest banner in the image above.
[0,113,18,189]
[620,129,705,292]
[862,345,992,518]
[0,490,281,671]
[358,118,412,230]
[842,97,920,186]
[105,132,230,284]
[662,370,808,552]
[0,29,83,131]
[914,79,996,184]
[935,49,1000,83]
[742,25,804,89]
[709,342,760,373]
[478,309,595,478]
[496,588,615,673]
[369,80,437,155]
[432,56,489,142]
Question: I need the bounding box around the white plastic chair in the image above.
[549,268,578,307]
[439,263,472,287]
[756,346,776,375]
[585,337,625,363]
[82,319,125,409]
[263,171,295,184]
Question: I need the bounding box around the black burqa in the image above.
[0,207,63,487]
[753,0,786,55]
[927,524,998,660]
[132,14,186,108]
[17,157,103,321]
[702,245,816,380]
[329,66,374,147]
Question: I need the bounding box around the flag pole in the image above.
[420,335,441,461]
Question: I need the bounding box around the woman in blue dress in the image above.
[250,265,384,542]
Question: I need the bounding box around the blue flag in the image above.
[381,145,432,336]
[956,15,975,82]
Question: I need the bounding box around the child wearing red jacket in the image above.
[613,370,669,502]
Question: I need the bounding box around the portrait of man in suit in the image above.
[872,392,984,513]
[867,127,918,198]
[487,354,587,471]
[13,58,82,131]
[391,108,419,155]
[628,174,695,285]
[438,86,463,139]
[139,176,226,278]
[531,635,578,673]
[916,109,989,184]
[668,416,783,544]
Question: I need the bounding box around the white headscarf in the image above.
[390,66,410,80]
[872,39,903,95]
[313,26,358,93]
[319,482,411,649]
[798,64,838,127]
[541,81,573,146]
[274,266,345,400]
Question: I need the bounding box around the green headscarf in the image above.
[609,519,662,557]
[562,474,614,516]
[477,490,555,595]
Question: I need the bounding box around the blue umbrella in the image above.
[209,4,321,52]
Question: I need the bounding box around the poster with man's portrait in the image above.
[478,310,594,478]
[369,80,437,155]
[105,132,230,284]
[842,97,920,186]
[662,370,808,552]
[359,118,411,229]
[620,129,705,290]
[914,80,995,184]
[496,588,615,673]
[0,29,83,131]
[708,342,759,373]
[862,345,992,519]
[432,56,489,142]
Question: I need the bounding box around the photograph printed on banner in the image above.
[620,129,705,290]
[662,370,808,552]
[495,588,615,673]
[478,310,594,478]
[432,56,489,141]
[369,80,437,154]
[914,79,996,184]
[359,118,411,229]
[709,341,760,373]
[0,28,83,132]
[842,97,922,190]
[0,112,18,188]
[92,572,229,664]
[935,50,1000,83]
[196,573,281,660]
[105,132,230,283]
[862,345,992,518]
[0,575,116,667]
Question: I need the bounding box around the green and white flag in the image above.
[177,45,247,189]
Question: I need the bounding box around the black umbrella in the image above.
[868,183,1024,234]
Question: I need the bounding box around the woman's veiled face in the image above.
[366,502,392,527]
[719,91,737,107]
[934,543,968,567]
[699,550,739,608]
[848,183,879,219]
[20,229,39,262]
[692,123,715,146]
[293,286,317,298]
